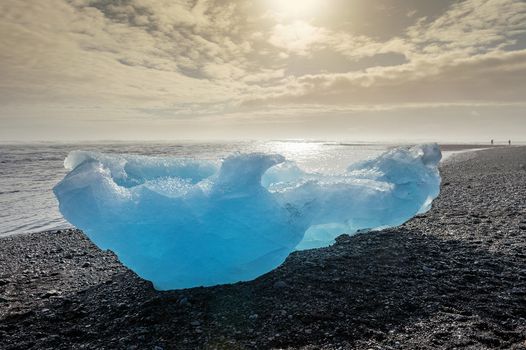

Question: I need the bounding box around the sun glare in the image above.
[269,0,322,18]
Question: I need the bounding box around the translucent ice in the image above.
[53,144,441,290]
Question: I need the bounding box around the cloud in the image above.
[0,0,525,141]
[407,0,526,51]
[243,49,526,107]
[242,0,526,107]
[269,21,328,55]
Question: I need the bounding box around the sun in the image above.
[268,0,322,18]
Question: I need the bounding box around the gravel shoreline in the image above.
[1,146,526,349]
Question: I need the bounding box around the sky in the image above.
[1,0,525,142]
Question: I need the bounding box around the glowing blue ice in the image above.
[53,144,441,290]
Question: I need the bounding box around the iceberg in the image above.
[53,144,441,290]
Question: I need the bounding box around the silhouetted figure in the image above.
[491,139,494,145]
[509,140,511,146]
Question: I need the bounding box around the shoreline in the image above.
[1,146,526,349]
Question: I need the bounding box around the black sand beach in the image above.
[1,146,526,349]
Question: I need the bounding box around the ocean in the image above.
[0,141,449,237]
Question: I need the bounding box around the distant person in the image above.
[491,139,494,145]
[509,140,511,146]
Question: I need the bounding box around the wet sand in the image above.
[1,146,526,349]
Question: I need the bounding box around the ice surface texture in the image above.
[54,144,441,290]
